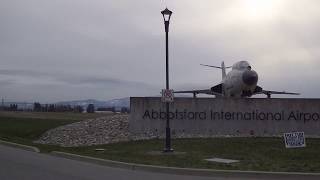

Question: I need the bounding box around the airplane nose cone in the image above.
[242,70,258,86]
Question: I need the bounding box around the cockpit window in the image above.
[232,61,251,70]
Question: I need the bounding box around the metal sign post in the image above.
[162,89,174,102]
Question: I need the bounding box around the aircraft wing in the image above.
[174,89,222,97]
[261,90,300,95]
[254,87,300,98]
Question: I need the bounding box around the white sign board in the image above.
[284,132,306,148]
[162,89,174,102]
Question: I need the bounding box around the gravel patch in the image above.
[35,114,130,147]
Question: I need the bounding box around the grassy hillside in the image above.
[0,111,109,144]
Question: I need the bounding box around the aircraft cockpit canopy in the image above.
[232,61,251,71]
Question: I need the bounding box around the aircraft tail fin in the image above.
[221,61,226,79]
[200,61,231,80]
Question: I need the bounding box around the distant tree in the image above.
[97,107,115,112]
[48,104,55,112]
[9,104,18,111]
[86,104,95,113]
[107,107,116,112]
[97,107,107,111]
[44,104,48,112]
[74,105,84,113]
[121,107,129,113]
[33,102,42,112]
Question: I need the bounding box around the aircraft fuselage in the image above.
[221,61,258,97]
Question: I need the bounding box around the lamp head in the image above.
[161,8,172,22]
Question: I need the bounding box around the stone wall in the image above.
[129,97,320,138]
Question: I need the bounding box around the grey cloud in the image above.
[0,69,155,88]
[0,69,49,77]
[57,76,156,88]
[0,0,320,101]
[0,79,15,86]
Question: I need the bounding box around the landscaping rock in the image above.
[35,114,130,147]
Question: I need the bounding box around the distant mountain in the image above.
[56,97,130,108]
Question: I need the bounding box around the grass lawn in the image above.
[60,138,320,173]
[0,111,109,145]
[1,111,320,172]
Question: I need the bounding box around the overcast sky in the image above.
[1,0,320,102]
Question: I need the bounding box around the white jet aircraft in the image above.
[174,61,299,98]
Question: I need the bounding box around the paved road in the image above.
[0,144,318,180]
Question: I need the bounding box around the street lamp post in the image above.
[161,8,173,153]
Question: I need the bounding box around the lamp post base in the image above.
[163,148,174,153]
[164,126,174,153]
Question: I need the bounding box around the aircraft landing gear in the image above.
[193,92,197,98]
[241,90,253,97]
[267,93,271,98]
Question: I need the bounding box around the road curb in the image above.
[51,151,320,178]
[0,140,40,153]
